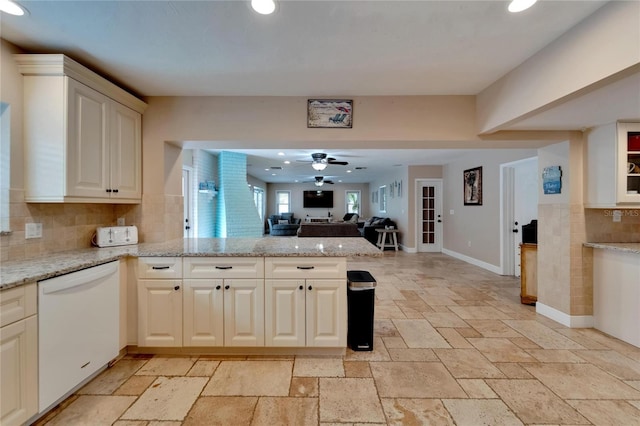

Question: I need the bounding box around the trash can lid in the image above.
[347,270,376,286]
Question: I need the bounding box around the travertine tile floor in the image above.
[35,252,640,425]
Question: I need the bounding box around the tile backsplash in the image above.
[0,189,138,262]
[585,208,640,242]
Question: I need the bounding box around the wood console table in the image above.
[375,228,399,251]
[520,243,537,305]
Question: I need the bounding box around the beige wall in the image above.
[267,182,369,220]
[442,149,538,267]
[477,1,640,133]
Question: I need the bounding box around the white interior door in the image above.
[417,179,443,252]
[501,157,538,276]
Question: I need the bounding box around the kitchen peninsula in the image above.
[0,237,381,289]
[0,237,380,424]
[585,242,640,348]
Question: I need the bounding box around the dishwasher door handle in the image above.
[41,262,118,294]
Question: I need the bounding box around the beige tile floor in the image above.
[35,252,640,425]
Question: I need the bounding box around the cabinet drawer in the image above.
[184,257,264,279]
[265,257,346,279]
[138,257,182,279]
[0,283,37,328]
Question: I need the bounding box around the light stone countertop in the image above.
[583,242,640,254]
[0,237,381,290]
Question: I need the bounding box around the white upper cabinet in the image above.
[16,54,146,203]
[617,122,640,204]
[585,121,640,207]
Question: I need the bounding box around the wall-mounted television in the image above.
[303,190,334,208]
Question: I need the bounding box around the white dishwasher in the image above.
[38,261,119,413]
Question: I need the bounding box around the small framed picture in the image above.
[307,99,353,128]
[463,166,483,205]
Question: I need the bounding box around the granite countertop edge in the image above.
[1,237,382,290]
[583,242,640,254]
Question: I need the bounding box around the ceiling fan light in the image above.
[251,0,276,15]
[314,180,324,187]
[508,0,537,13]
[0,0,25,15]
[311,161,327,171]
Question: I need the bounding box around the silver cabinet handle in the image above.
[296,266,314,270]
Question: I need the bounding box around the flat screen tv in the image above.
[303,190,334,208]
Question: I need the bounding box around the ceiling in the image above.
[2,0,634,184]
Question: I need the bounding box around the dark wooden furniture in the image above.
[520,243,538,305]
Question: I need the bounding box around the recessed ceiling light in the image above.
[508,0,537,13]
[284,160,290,164]
[0,0,25,15]
[346,170,352,173]
[271,173,276,176]
[251,0,276,15]
[264,168,269,171]
[277,152,285,156]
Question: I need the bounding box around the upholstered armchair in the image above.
[267,213,301,236]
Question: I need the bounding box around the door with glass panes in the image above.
[417,179,442,252]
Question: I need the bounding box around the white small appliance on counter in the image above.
[94,225,138,247]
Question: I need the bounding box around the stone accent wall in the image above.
[215,151,263,238]
[538,204,571,314]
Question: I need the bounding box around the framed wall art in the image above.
[307,99,353,128]
[463,166,483,205]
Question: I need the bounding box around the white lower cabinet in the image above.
[138,279,183,347]
[265,278,346,347]
[138,256,346,349]
[183,257,264,347]
[183,278,264,347]
[137,257,183,347]
[0,283,38,426]
[265,257,347,348]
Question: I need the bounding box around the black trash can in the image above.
[347,270,377,351]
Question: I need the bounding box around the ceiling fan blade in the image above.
[327,160,348,165]
[324,180,335,184]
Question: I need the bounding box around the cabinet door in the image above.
[138,280,182,347]
[306,279,347,347]
[66,78,110,198]
[110,102,141,200]
[265,279,305,347]
[183,279,224,347]
[224,279,264,347]
[0,316,38,426]
[617,122,640,204]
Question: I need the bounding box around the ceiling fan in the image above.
[305,176,335,187]
[298,153,349,171]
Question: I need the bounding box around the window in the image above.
[0,103,10,233]
[379,186,387,213]
[345,190,360,214]
[253,186,265,221]
[276,190,291,214]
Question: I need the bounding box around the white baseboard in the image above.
[536,302,594,328]
[400,245,417,253]
[441,248,502,275]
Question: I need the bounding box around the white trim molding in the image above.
[536,302,594,328]
[441,248,502,275]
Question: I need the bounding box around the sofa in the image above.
[360,216,397,246]
[297,222,361,237]
[267,213,301,236]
